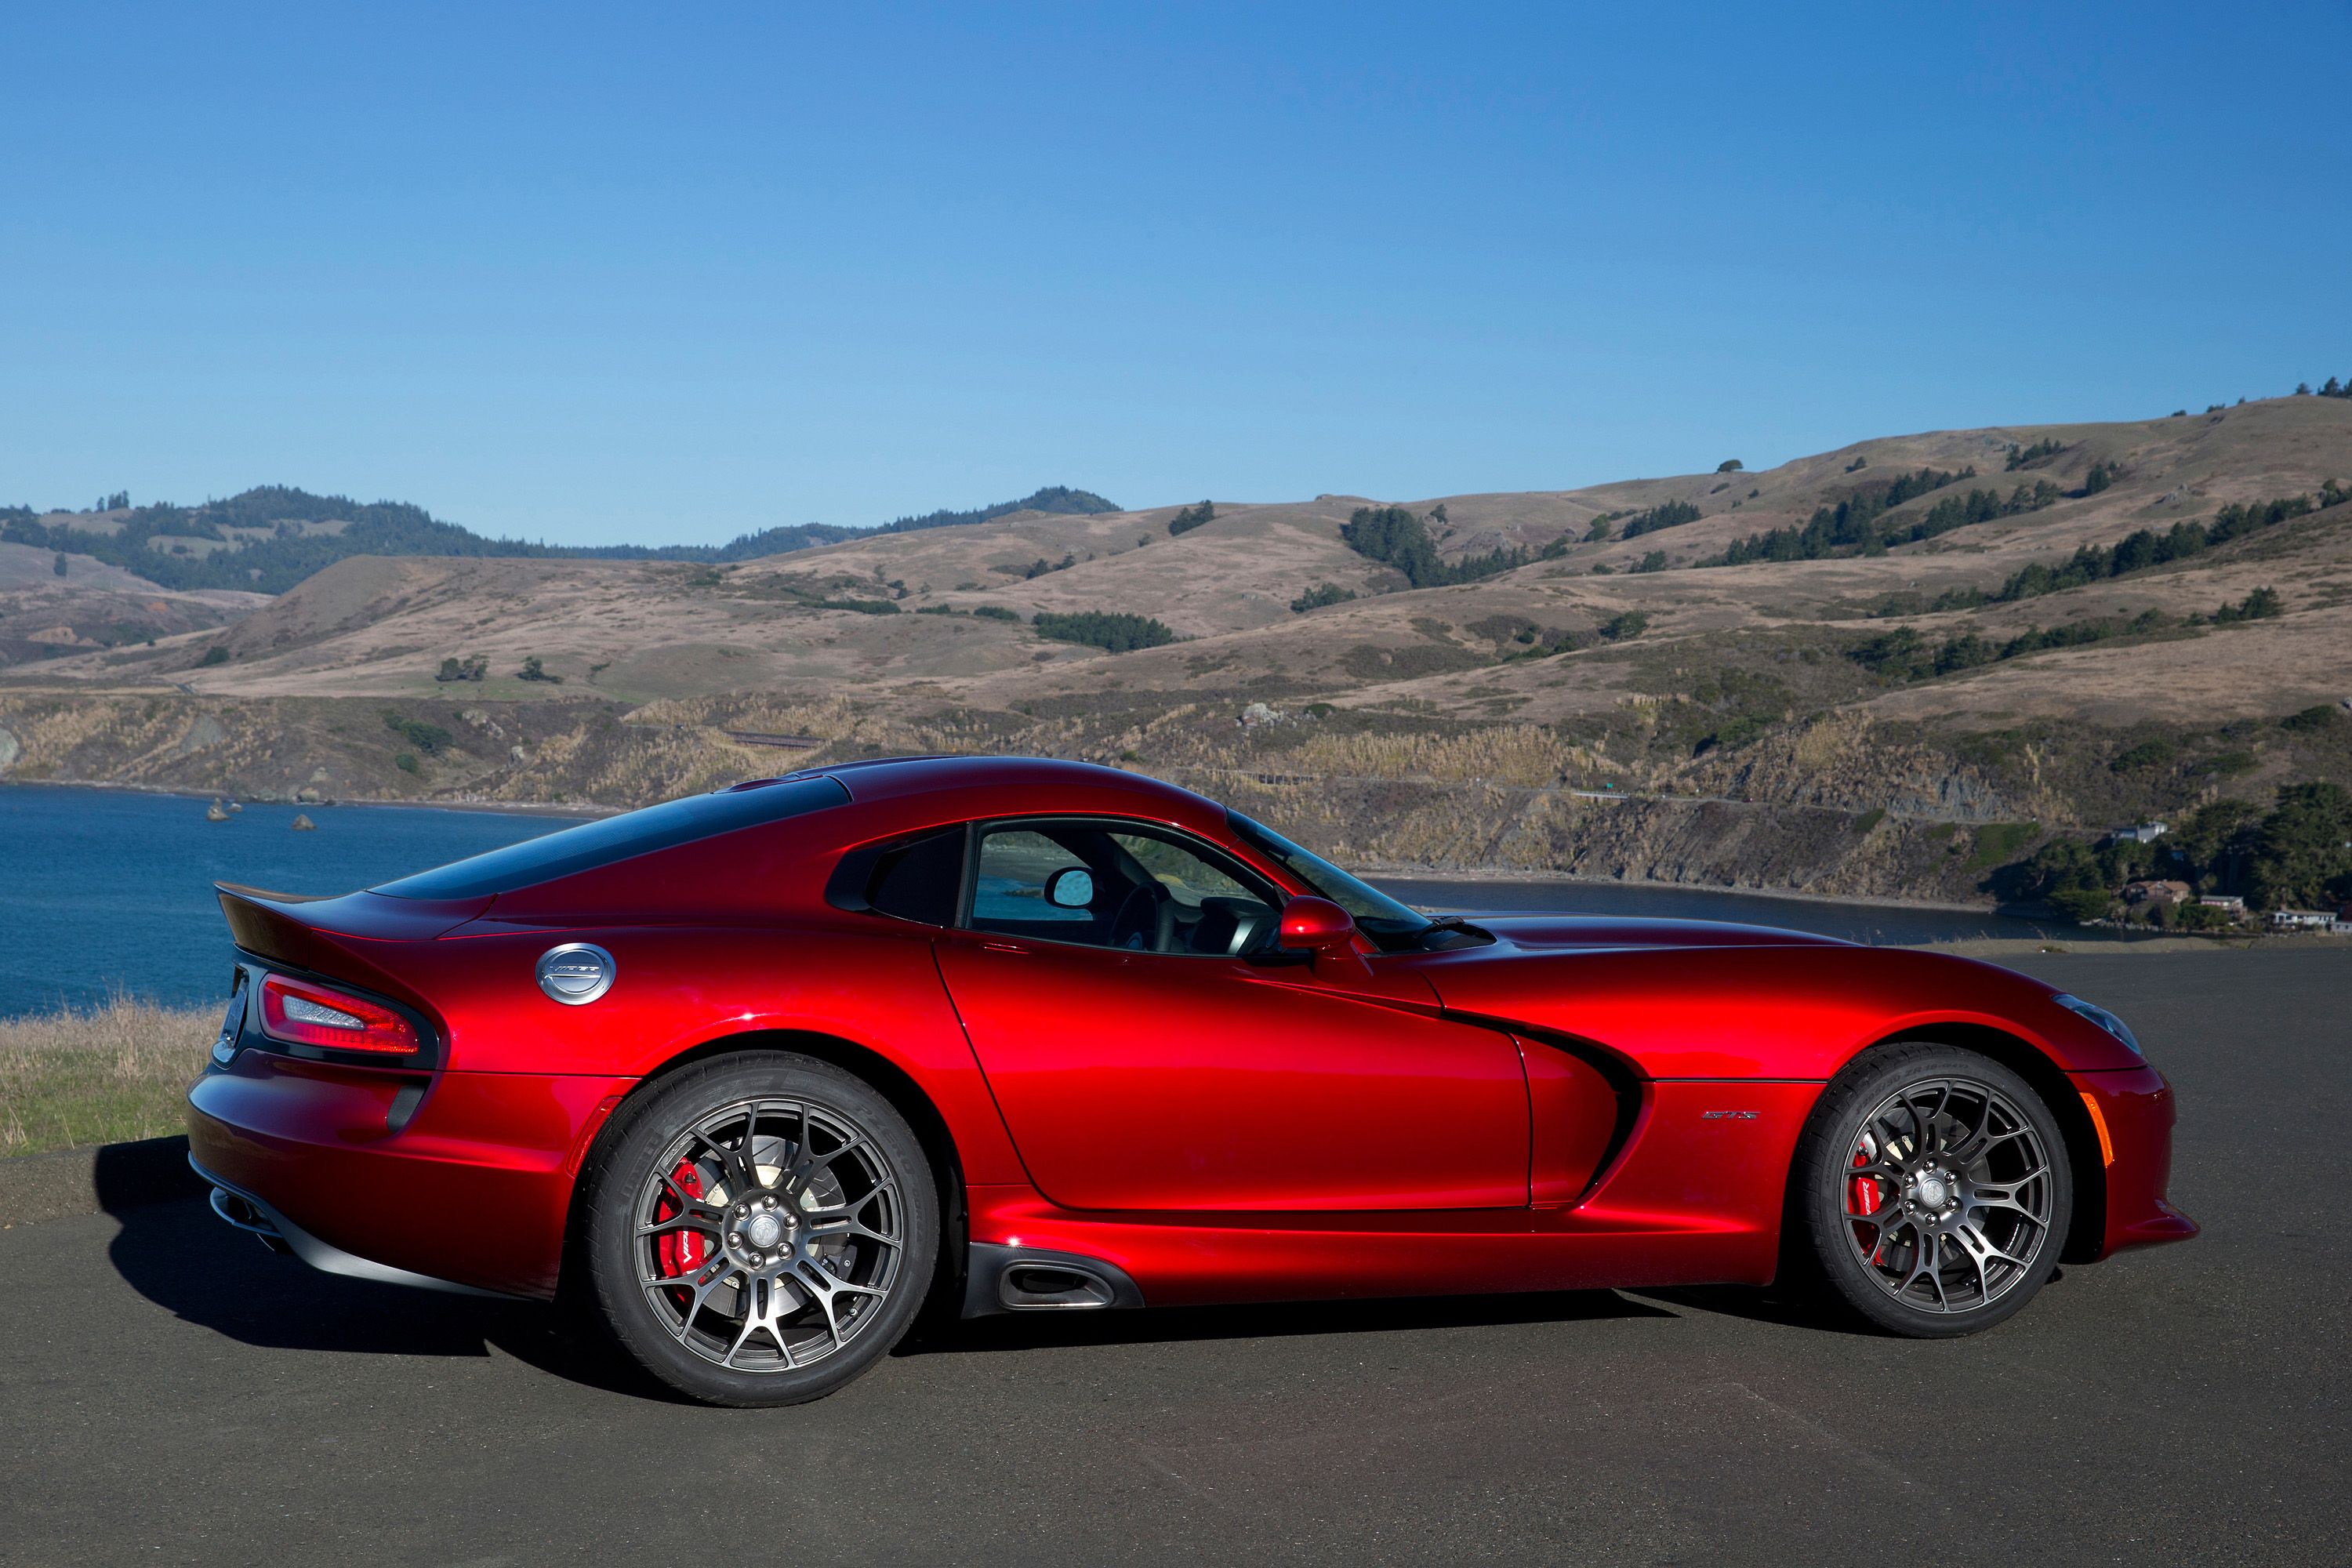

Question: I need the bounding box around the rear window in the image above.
[372,775,850,900]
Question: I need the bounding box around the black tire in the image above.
[583,1052,938,1406]
[1792,1043,2071,1338]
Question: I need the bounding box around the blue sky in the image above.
[3,2,2346,546]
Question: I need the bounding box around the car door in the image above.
[932,818,1531,1214]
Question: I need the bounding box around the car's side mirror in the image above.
[1278,895,1356,956]
[1044,866,1095,909]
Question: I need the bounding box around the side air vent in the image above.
[1001,1263,1117,1310]
[961,1242,1145,1317]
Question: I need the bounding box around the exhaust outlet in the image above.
[961,1243,1145,1317]
[1001,1262,1117,1310]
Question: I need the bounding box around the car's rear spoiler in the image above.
[216,883,491,974]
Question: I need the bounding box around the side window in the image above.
[965,822,1279,956]
[865,826,967,926]
[971,829,1095,929]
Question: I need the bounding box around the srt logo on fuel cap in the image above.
[536,943,615,1005]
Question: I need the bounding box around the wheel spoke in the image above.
[671,1261,743,1341]
[1951,1221,2027,1283]
[637,1212,722,1240]
[1947,1123,2029,1167]
[1918,1082,1953,1155]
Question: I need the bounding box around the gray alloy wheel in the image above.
[1795,1044,2071,1338]
[584,1054,937,1406]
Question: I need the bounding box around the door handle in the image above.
[981,940,1028,955]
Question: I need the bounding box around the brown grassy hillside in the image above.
[5,396,2347,906]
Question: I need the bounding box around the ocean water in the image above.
[0,786,567,1017]
[0,783,2078,1018]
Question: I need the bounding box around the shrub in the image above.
[1598,610,1648,641]
[1620,500,1701,539]
[1290,583,1358,613]
[1031,610,1178,652]
[1715,459,1744,474]
[394,753,420,775]
[2210,586,2284,623]
[1694,714,1770,754]
[517,655,561,683]
[1167,501,1215,535]
[383,711,454,755]
[2283,705,2341,734]
[1632,550,1668,574]
[196,645,229,666]
[818,597,900,615]
[2110,739,2175,772]
[2047,887,2112,922]
[1341,506,1525,588]
[434,655,488,683]
[1967,821,2040,871]
[971,604,1021,622]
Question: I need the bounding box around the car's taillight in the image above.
[256,974,419,1055]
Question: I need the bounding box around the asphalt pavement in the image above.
[2,948,2346,1566]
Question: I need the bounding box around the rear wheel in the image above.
[583,1054,937,1406]
[1794,1044,2071,1337]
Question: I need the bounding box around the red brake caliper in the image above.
[1849,1148,1887,1264]
[656,1160,706,1281]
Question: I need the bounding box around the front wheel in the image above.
[1793,1044,2071,1337]
[583,1054,938,1406]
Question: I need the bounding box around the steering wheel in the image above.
[1109,882,1175,952]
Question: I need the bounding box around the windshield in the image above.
[1225,811,1433,940]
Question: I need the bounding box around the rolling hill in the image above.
[4,394,2347,913]
[0,484,1120,597]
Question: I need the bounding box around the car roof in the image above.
[808,753,1212,817]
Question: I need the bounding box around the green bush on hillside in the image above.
[1031,610,1178,652]
[1167,501,1215,536]
[1339,506,1526,588]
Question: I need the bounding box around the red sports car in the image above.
[189,756,2193,1405]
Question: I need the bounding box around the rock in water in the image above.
[204,800,229,822]
[291,814,316,831]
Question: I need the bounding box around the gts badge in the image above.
[1701,1109,1759,1121]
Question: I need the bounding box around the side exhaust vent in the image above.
[961,1243,1145,1318]
[1001,1262,1117,1310]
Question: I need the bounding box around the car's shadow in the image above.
[104,1196,671,1399]
[107,1195,1832,1399]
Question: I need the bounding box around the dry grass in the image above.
[0,996,214,1157]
